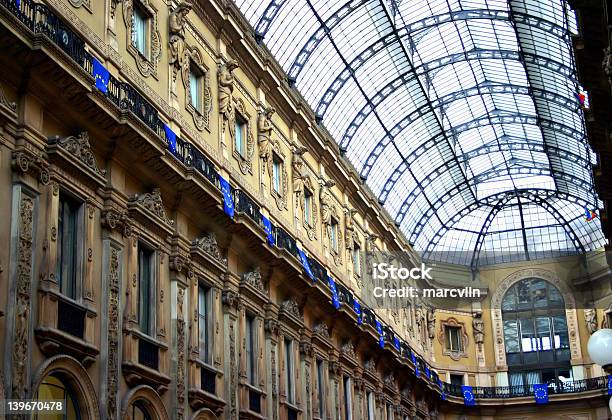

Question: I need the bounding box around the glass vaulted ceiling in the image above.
[235,0,607,267]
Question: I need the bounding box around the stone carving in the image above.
[319,179,336,227]
[313,322,330,340]
[344,208,358,251]
[271,346,278,420]
[101,209,132,238]
[292,146,308,209]
[12,196,34,399]
[55,132,106,176]
[218,59,239,138]
[192,233,226,265]
[168,2,192,83]
[264,319,278,336]
[426,307,436,340]
[341,341,356,359]
[242,267,264,292]
[364,358,376,374]
[222,290,239,309]
[107,247,120,420]
[12,149,50,185]
[299,340,312,355]
[472,312,485,345]
[0,82,16,111]
[123,0,161,78]
[384,373,396,390]
[603,46,612,90]
[585,308,598,335]
[229,322,237,418]
[365,233,378,253]
[280,298,302,321]
[257,106,275,173]
[132,188,174,226]
[176,288,186,420]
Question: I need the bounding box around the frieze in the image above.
[191,233,227,266]
[106,247,120,419]
[241,267,264,292]
[340,342,356,359]
[129,188,174,227]
[279,298,302,321]
[12,148,50,185]
[48,132,106,178]
[313,322,330,340]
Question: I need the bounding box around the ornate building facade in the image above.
[0,0,610,419]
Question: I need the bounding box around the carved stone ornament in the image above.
[184,46,212,131]
[54,132,106,176]
[242,267,264,292]
[218,59,239,137]
[168,2,192,81]
[313,322,330,340]
[344,208,359,251]
[364,358,376,374]
[280,298,302,321]
[0,82,16,112]
[269,140,288,210]
[123,0,161,78]
[132,188,174,226]
[232,98,255,175]
[426,307,436,340]
[584,307,598,335]
[101,208,133,237]
[106,247,120,419]
[68,0,91,10]
[341,341,356,359]
[222,290,239,309]
[257,106,275,173]
[384,373,396,390]
[437,317,469,361]
[176,288,186,420]
[472,312,485,345]
[292,146,308,210]
[299,340,312,355]
[192,233,227,265]
[11,148,50,185]
[170,254,191,275]
[603,46,612,90]
[264,318,279,336]
[319,179,336,227]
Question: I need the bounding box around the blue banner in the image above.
[375,320,384,348]
[163,124,178,155]
[219,176,234,218]
[462,385,476,406]
[608,375,612,395]
[92,57,110,94]
[438,378,445,400]
[298,248,315,281]
[393,337,400,351]
[425,366,431,379]
[533,384,548,404]
[353,298,362,325]
[327,276,340,309]
[410,352,419,377]
[261,215,275,246]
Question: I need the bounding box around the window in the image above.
[34,373,80,420]
[445,326,462,352]
[304,189,313,225]
[189,66,203,112]
[138,243,154,336]
[131,401,152,420]
[343,376,352,420]
[502,278,571,388]
[316,359,325,418]
[245,314,256,385]
[235,116,246,157]
[386,404,394,420]
[284,338,294,404]
[198,284,211,363]
[132,5,148,57]
[272,154,282,193]
[330,219,338,251]
[450,374,463,387]
[352,243,361,276]
[367,391,375,420]
[56,193,81,300]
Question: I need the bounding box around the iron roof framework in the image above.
[235,0,607,267]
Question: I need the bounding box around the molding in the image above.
[123,0,161,78]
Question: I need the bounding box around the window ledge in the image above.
[188,387,226,415]
[35,326,99,367]
[122,360,171,394]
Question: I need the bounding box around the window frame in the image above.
[198,282,212,364]
[330,218,339,252]
[445,325,462,353]
[131,4,150,59]
[56,191,84,301]
[245,313,257,386]
[137,241,156,337]
[284,338,295,404]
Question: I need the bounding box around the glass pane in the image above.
[133,8,147,56]
[503,319,519,352]
[235,121,243,155]
[190,70,200,109]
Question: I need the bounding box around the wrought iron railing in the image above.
[234,189,261,225]
[275,226,299,259]
[444,375,610,399]
[138,337,159,370]
[308,256,326,283]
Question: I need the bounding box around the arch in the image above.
[190,408,219,420]
[30,355,100,420]
[121,385,169,420]
[490,269,582,369]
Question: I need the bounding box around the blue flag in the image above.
[425,366,431,379]
[393,337,400,351]
[219,176,234,218]
[92,57,110,94]
[353,298,362,325]
[462,385,476,406]
[410,352,419,377]
[163,124,178,155]
[533,384,548,404]
[298,248,315,281]
[15,0,20,9]
[261,215,275,246]
[375,320,384,348]
[327,276,340,309]
[608,375,612,395]
[438,379,445,400]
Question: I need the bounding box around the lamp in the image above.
[587,328,612,373]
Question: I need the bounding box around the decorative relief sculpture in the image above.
[257,106,275,173]
[168,2,192,82]
[218,59,239,138]
[55,132,106,176]
[426,307,436,340]
[184,47,212,131]
[132,188,174,226]
[585,308,598,335]
[472,312,485,345]
[12,196,34,399]
[176,288,186,420]
[123,0,161,78]
[319,179,336,228]
[603,46,612,91]
[192,233,226,265]
[340,341,356,359]
[280,298,302,321]
[291,146,308,209]
[364,358,376,374]
[0,82,16,112]
[313,322,330,340]
[344,208,358,252]
[12,148,50,185]
[242,267,265,292]
[106,247,120,420]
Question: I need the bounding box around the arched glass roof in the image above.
[234,0,607,266]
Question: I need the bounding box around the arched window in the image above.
[502,278,571,388]
[34,373,80,420]
[132,400,153,420]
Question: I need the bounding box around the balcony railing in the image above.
[201,365,216,395]
[138,337,159,371]
[57,298,85,339]
[444,375,611,399]
[234,189,261,225]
